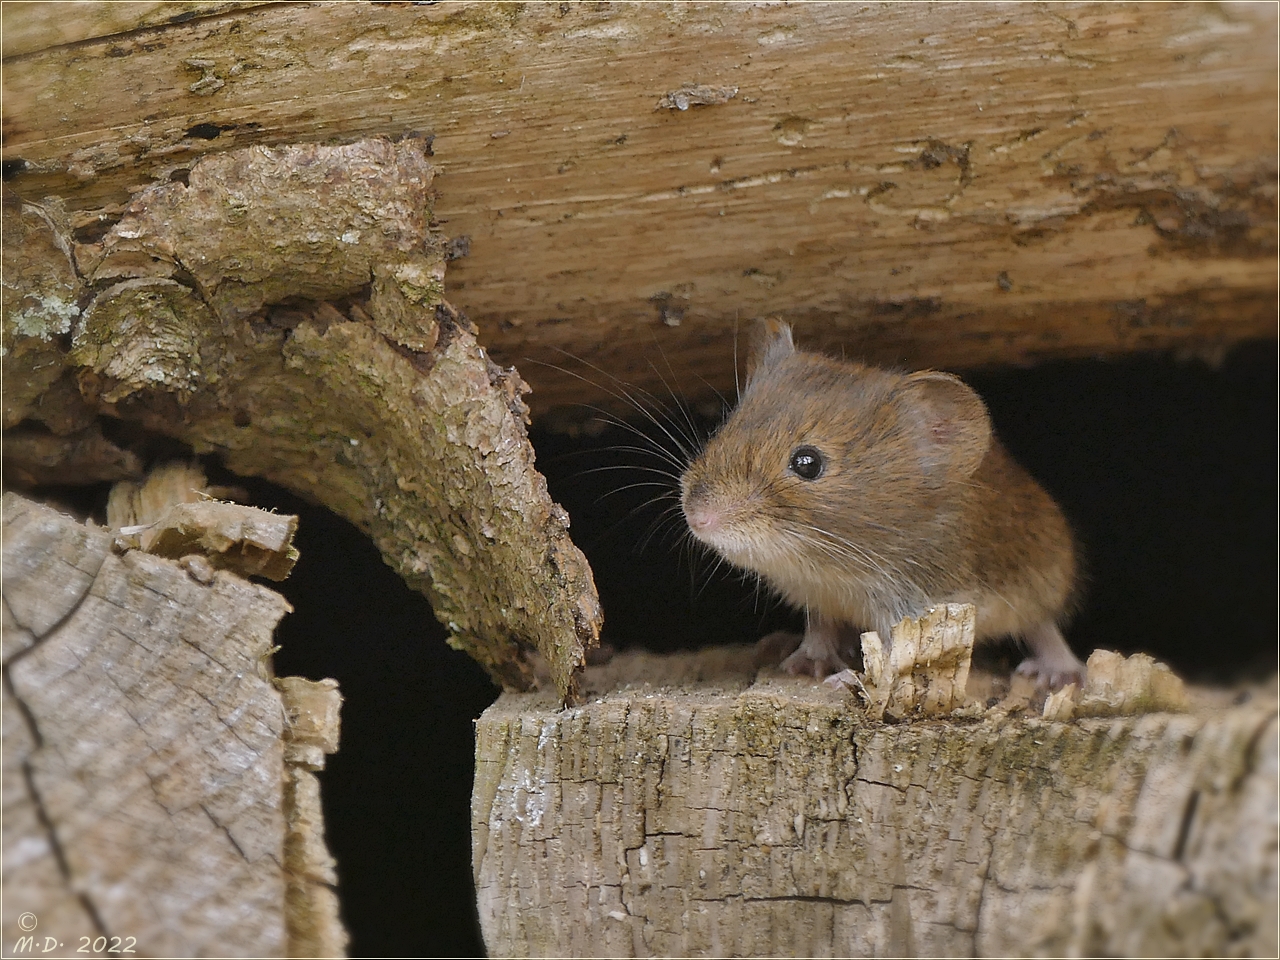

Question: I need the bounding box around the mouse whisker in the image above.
[579,413,691,474]
[644,341,705,459]
[784,524,906,586]
[590,443,688,475]
[637,504,687,555]
[593,480,680,502]
[575,463,683,484]
[537,352,702,466]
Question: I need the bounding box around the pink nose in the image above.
[684,504,721,537]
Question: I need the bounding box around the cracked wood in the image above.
[1,493,345,958]
[472,646,1278,957]
[0,2,1275,416]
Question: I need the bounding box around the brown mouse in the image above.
[679,320,1086,689]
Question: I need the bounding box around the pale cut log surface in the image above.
[1,494,346,958]
[473,647,1279,958]
[2,2,1276,415]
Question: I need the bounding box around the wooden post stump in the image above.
[473,647,1278,957]
[2,493,346,958]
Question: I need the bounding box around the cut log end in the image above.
[473,644,1277,957]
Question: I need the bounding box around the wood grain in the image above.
[0,494,345,957]
[473,646,1279,957]
[2,2,1275,414]
[2,493,348,957]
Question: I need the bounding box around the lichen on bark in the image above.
[6,137,602,701]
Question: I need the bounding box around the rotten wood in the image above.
[1,492,346,958]
[1,2,1276,416]
[472,645,1278,958]
[3,137,602,701]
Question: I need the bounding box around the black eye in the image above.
[788,445,825,480]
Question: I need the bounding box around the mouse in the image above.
[679,319,1086,689]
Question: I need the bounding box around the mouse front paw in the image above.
[1015,657,1085,691]
[1017,622,1086,691]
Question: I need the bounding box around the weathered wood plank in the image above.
[1,493,349,957]
[0,2,259,59]
[3,2,1275,414]
[473,647,1279,958]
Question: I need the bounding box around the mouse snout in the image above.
[680,476,725,540]
[683,501,724,539]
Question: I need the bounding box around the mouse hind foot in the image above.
[762,613,862,680]
[1015,621,1086,690]
[756,629,849,679]
[754,630,803,669]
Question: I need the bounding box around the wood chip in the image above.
[858,602,976,719]
[1075,648,1190,717]
[656,83,739,110]
[139,500,300,582]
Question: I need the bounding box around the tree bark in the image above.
[2,2,1275,415]
[2,493,346,958]
[473,647,1278,958]
[2,136,603,702]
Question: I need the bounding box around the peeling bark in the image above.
[473,647,1277,957]
[4,137,602,700]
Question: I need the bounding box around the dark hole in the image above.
[169,168,191,185]
[71,217,120,245]
[184,122,224,141]
[216,472,497,957]
[2,158,28,181]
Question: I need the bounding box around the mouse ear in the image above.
[897,371,992,480]
[747,317,795,382]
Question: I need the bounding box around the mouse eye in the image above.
[788,446,825,481]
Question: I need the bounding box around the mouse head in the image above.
[680,321,992,578]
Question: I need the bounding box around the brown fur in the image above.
[681,323,1082,681]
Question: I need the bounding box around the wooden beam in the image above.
[2,2,1275,415]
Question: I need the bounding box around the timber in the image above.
[1,493,346,958]
[473,646,1279,958]
[1,2,1276,415]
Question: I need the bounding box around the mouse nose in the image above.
[684,503,722,538]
